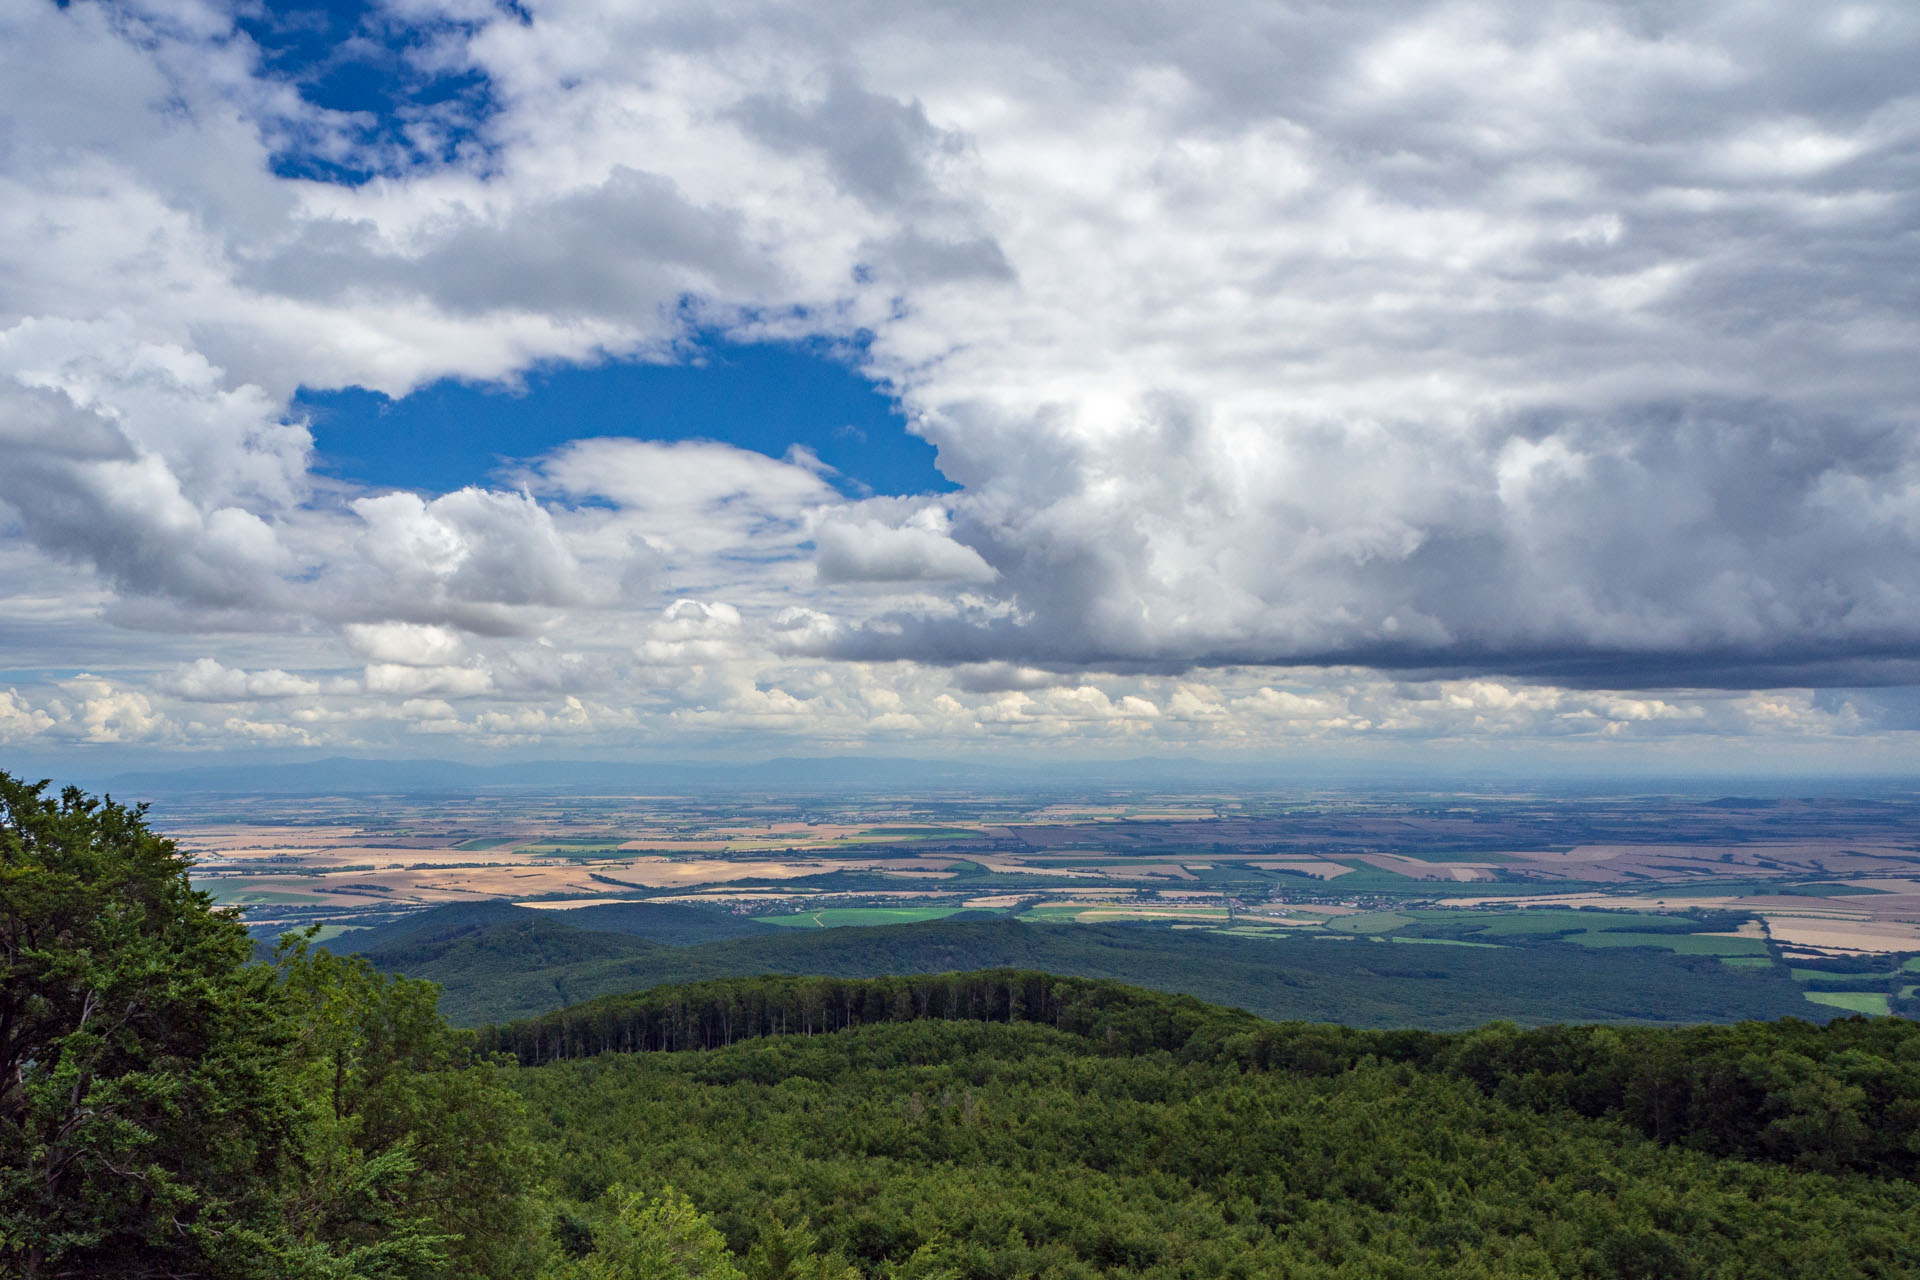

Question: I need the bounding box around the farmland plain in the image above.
[143,780,1920,1019]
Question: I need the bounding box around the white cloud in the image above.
[1,0,1919,759]
[342,622,469,667]
[814,509,996,584]
[162,658,320,701]
[0,689,55,743]
[50,675,172,744]
[363,662,495,698]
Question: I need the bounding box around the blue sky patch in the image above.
[296,342,955,497]
[237,0,503,184]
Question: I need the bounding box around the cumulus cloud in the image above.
[49,675,172,744]
[342,622,469,666]
[814,508,996,584]
[3,0,1920,759]
[162,658,320,701]
[362,662,494,698]
[535,439,836,550]
[0,375,297,611]
[344,487,587,631]
[0,689,55,743]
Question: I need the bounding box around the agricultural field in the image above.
[1804,991,1893,1015]
[756,906,974,928]
[144,783,1920,1015]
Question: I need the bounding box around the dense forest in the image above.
[338,901,1817,1029]
[9,772,1920,1278]
[518,1015,1920,1279]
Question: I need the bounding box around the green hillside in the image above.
[350,908,1818,1029]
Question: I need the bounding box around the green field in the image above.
[1022,905,1234,923]
[1905,956,1920,973]
[522,846,633,859]
[1722,956,1776,968]
[1804,991,1891,1015]
[1787,967,1891,984]
[304,924,365,943]
[1565,931,1768,956]
[520,838,629,851]
[1327,911,1415,933]
[755,906,979,929]
[1314,863,1424,892]
[1787,882,1889,896]
[1465,910,1703,936]
[1391,936,1503,949]
[849,826,983,840]
[205,886,328,905]
[454,837,519,850]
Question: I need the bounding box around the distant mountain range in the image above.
[101,753,1332,796]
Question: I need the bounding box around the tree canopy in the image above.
[0,772,537,1279]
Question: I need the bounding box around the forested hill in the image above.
[511,975,1920,1278]
[485,968,1920,1179]
[345,906,1818,1029]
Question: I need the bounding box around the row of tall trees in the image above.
[474,970,1266,1064]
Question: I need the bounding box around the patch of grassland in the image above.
[1022,905,1236,923]
[455,837,518,851]
[1790,967,1872,983]
[1721,956,1776,968]
[1389,936,1504,949]
[523,846,631,859]
[1785,882,1890,896]
[304,924,365,943]
[1463,910,1684,936]
[1314,864,1425,893]
[1327,911,1415,934]
[204,885,329,905]
[1078,907,1234,922]
[1446,914,1577,936]
[1803,991,1890,1015]
[754,906,977,929]
[1565,931,1768,956]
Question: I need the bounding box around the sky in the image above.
[3,0,1919,772]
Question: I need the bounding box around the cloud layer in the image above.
[2,0,1918,757]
